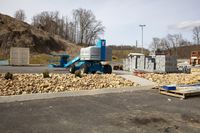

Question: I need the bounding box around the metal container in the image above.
[80,46,112,61]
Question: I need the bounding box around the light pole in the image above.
[139,24,146,54]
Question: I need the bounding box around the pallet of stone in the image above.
[159,86,200,99]
[155,55,177,73]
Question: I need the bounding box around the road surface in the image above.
[0,89,200,133]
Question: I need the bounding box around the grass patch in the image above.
[30,54,51,64]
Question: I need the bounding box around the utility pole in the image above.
[139,24,146,54]
[136,40,138,48]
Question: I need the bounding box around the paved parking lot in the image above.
[0,89,200,133]
[0,66,67,73]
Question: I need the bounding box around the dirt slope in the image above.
[0,13,81,56]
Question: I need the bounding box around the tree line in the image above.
[14,9,104,45]
[149,26,200,55]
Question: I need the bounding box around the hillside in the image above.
[164,45,200,59]
[0,13,81,59]
[109,45,150,62]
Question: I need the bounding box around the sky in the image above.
[0,0,200,48]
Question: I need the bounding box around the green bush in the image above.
[4,72,13,80]
[43,70,50,78]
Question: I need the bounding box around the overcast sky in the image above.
[1,0,200,47]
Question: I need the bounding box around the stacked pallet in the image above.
[123,54,177,73]
[129,56,138,71]
[155,55,177,73]
[160,85,200,99]
[145,56,155,72]
[137,56,145,71]
[123,58,130,71]
[10,47,30,65]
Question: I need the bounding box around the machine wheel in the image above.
[91,71,96,74]
[69,65,75,74]
[103,65,112,74]
[80,64,89,74]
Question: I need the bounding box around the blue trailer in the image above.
[65,39,112,74]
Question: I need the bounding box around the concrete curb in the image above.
[0,86,154,103]
[113,70,157,86]
[119,74,157,86]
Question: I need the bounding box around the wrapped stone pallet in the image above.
[128,56,138,71]
[155,55,177,73]
[145,56,155,72]
[137,56,145,71]
[123,58,130,71]
[10,47,30,66]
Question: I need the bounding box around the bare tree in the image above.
[166,34,185,56]
[160,38,171,54]
[68,22,76,42]
[32,11,61,36]
[149,38,161,52]
[14,9,26,21]
[72,8,105,45]
[31,9,104,45]
[193,26,200,45]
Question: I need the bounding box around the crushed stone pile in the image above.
[191,68,200,73]
[143,73,200,86]
[0,73,138,96]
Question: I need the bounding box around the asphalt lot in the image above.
[0,65,129,75]
[0,89,200,133]
[0,65,67,73]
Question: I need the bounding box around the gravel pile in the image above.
[143,73,200,86]
[191,68,200,73]
[0,73,138,96]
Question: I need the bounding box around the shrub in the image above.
[4,72,13,80]
[75,70,82,78]
[43,70,50,78]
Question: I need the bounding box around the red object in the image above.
[190,51,200,65]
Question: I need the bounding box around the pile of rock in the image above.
[191,68,200,73]
[0,73,138,96]
[143,73,200,86]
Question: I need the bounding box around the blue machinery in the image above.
[49,39,112,74]
[48,54,70,68]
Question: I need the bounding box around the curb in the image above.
[0,85,154,103]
